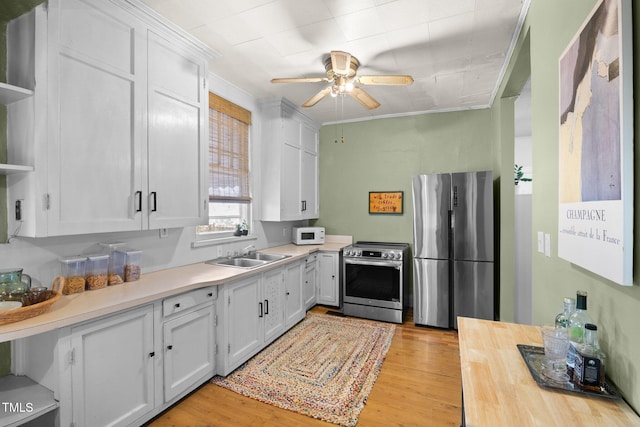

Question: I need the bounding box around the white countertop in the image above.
[0,240,350,342]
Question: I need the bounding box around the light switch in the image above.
[537,231,545,253]
[544,233,551,257]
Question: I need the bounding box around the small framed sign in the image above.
[369,191,404,214]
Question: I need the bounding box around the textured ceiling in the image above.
[140,0,529,124]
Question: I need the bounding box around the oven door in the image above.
[343,258,403,309]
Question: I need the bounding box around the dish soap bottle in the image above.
[573,323,605,391]
[566,290,593,380]
[555,297,575,329]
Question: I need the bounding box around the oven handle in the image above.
[344,259,402,269]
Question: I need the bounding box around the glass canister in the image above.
[85,254,109,290]
[99,242,127,285]
[59,256,87,294]
[114,249,142,282]
[0,268,32,301]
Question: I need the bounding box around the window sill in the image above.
[191,234,257,248]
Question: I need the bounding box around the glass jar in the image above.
[0,268,32,301]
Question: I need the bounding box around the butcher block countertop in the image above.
[458,317,640,426]
[0,239,350,342]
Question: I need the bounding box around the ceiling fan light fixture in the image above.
[345,81,354,92]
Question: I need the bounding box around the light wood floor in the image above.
[147,306,462,426]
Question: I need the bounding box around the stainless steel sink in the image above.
[206,252,290,269]
[208,258,269,269]
[243,252,290,262]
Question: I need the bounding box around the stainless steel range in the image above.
[342,241,410,324]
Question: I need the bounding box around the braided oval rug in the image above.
[211,312,396,426]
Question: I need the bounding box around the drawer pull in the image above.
[167,345,173,350]
[174,303,181,308]
[149,352,155,358]
[207,292,213,297]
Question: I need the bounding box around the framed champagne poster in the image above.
[557,0,634,285]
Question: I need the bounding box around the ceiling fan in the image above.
[271,51,414,110]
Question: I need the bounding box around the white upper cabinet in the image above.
[260,98,320,222]
[5,0,213,237]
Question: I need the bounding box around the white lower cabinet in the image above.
[162,296,215,402]
[303,254,318,310]
[217,262,304,376]
[68,304,157,427]
[285,260,305,327]
[18,287,218,427]
[317,251,340,307]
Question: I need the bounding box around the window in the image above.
[196,93,251,238]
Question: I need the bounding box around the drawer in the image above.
[163,286,217,317]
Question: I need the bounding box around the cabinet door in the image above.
[262,269,285,344]
[281,141,302,220]
[301,148,318,219]
[300,122,319,219]
[163,305,215,402]
[47,0,145,235]
[147,31,208,229]
[285,261,304,327]
[318,252,339,306]
[226,276,262,368]
[70,305,155,427]
[304,257,318,310]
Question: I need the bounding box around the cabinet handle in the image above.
[135,191,142,212]
[174,303,181,308]
[259,302,263,318]
[149,352,155,358]
[207,292,213,297]
[264,299,269,315]
[167,345,173,350]
[150,192,157,212]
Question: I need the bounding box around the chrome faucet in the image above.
[241,245,255,256]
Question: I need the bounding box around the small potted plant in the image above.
[514,164,532,186]
[235,220,249,236]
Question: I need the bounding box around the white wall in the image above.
[0,73,303,289]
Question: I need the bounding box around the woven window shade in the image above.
[209,93,251,203]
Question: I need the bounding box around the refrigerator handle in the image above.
[453,185,458,207]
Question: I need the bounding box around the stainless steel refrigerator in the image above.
[412,171,494,329]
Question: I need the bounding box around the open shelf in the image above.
[0,82,33,105]
[0,375,58,426]
[0,164,34,175]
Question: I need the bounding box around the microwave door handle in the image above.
[345,259,401,269]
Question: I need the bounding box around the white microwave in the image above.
[293,227,325,245]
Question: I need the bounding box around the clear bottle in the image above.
[573,323,605,391]
[566,291,593,380]
[554,297,576,329]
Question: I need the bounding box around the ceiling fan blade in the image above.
[271,77,328,83]
[357,75,414,86]
[303,87,332,107]
[349,87,380,110]
[330,51,352,75]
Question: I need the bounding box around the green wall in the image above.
[528,0,640,412]
[314,109,496,285]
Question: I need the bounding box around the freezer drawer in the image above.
[413,258,449,328]
[453,260,494,329]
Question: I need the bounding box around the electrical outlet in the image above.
[159,228,168,238]
[282,227,287,237]
[15,200,22,221]
[216,245,223,258]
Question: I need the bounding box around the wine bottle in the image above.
[566,291,593,380]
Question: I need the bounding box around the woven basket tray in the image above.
[0,277,65,326]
